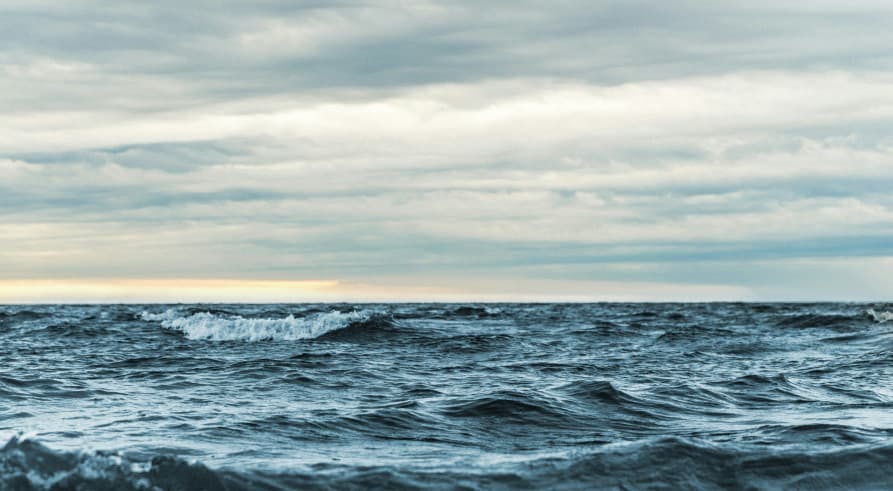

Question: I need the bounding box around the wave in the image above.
[563,380,628,404]
[140,309,374,341]
[0,310,49,321]
[449,305,503,317]
[867,309,893,323]
[750,423,891,446]
[554,436,893,490]
[438,390,578,429]
[10,435,893,491]
[712,373,820,406]
[774,309,893,329]
[0,436,246,491]
[775,313,860,329]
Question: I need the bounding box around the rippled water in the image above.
[3,303,893,490]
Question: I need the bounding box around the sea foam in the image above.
[140,309,370,341]
[867,309,893,323]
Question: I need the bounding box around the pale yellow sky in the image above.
[0,278,755,303]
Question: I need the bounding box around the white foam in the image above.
[139,309,179,323]
[140,309,370,341]
[867,309,893,323]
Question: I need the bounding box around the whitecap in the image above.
[139,308,179,323]
[867,309,893,323]
[140,309,371,341]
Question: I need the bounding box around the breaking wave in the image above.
[867,309,893,323]
[140,309,373,341]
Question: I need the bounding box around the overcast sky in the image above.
[3,1,893,302]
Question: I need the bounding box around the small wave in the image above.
[0,310,49,321]
[751,423,890,446]
[439,390,576,428]
[420,333,514,353]
[39,322,114,338]
[713,373,819,406]
[554,436,893,490]
[557,380,681,423]
[775,313,858,329]
[140,309,373,341]
[321,405,451,441]
[563,380,626,404]
[448,306,504,318]
[867,309,893,323]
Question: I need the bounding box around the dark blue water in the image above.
[2,303,893,490]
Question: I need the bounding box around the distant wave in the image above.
[140,309,372,341]
[769,309,893,329]
[867,309,893,323]
[0,310,50,322]
[449,306,503,317]
[775,313,859,329]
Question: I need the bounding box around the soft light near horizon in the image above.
[0,279,340,304]
[0,278,764,304]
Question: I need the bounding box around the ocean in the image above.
[2,303,893,490]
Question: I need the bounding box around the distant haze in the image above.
[3,1,893,302]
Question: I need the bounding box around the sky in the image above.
[2,1,893,302]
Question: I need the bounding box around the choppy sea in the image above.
[3,303,893,490]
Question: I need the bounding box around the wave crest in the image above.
[867,309,893,323]
[140,309,372,341]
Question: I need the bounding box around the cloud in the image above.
[2,1,892,300]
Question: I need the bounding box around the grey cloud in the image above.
[4,1,893,106]
[13,140,247,172]
[4,1,893,299]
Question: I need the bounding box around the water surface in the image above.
[2,303,893,489]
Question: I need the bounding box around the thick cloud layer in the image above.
[3,1,892,300]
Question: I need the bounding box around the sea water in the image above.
[3,303,893,489]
